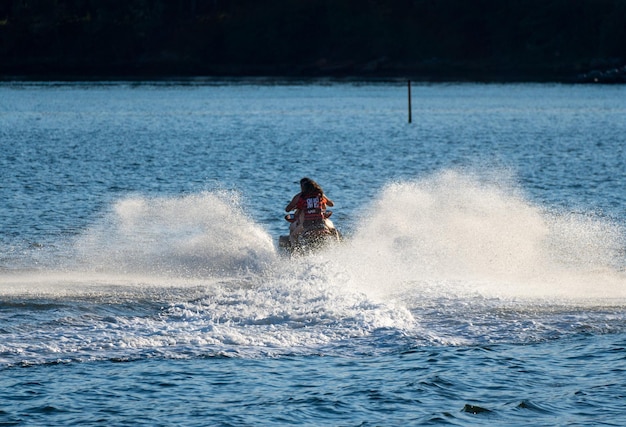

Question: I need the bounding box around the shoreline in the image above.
[2,60,625,83]
[2,68,624,84]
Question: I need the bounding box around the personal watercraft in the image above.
[278,211,341,255]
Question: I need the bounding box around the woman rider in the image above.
[285,177,335,245]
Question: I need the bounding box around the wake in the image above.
[2,171,626,360]
[2,171,625,303]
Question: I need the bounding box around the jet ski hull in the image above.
[279,226,341,255]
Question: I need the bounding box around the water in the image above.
[1,80,626,426]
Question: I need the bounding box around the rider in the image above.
[285,177,335,245]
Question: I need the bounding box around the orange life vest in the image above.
[297,192,327,222]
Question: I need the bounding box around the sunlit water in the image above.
[1,81,626,426]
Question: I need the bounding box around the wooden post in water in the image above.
[408,80,412,124]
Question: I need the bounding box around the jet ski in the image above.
[278,211,341,255]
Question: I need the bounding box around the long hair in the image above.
[300,177,323,194]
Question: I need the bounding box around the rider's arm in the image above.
[324,196,334,207]
[285,193,301,212]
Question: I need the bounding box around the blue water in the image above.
[1,81,626,426]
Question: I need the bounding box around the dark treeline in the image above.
[1,0,625,81]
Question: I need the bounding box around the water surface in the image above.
[1,81,625,426]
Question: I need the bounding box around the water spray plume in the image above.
[340,171,626,300]
[74,191,277,277]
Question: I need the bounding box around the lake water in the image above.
[1,80,626,426]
